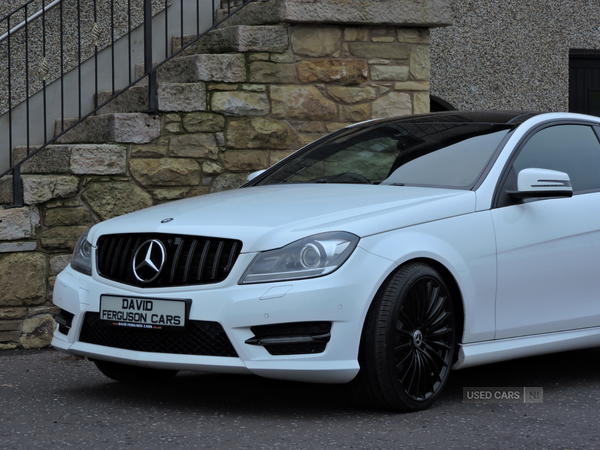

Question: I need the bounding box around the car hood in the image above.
[88,184,476,253]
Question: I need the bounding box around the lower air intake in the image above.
[79,312,238,357]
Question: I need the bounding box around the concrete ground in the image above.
[1,346,599,449]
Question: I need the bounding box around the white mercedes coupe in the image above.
[52,111,600,411]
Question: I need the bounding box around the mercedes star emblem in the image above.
[161,218,174,223]
[132,239,167,283]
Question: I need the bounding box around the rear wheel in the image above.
[354,262,456,411]
[93,360,179,384]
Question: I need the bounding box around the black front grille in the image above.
[79,312,238,357]
[96,233,242,288]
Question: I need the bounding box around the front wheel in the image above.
[93,360,179,384]
[353,262,456,411]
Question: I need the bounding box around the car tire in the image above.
[353,262,456,411]
[93,360,179,384]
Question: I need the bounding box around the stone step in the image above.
[0,173,81,208]
[0,175,13,206]
[96,82,207,115]
[214,4,281,27]
[54,113,161,145]
[172,25,288,56]
[215,0,453,28]
[220,0,246,7]
[13,143,127,175]
[13,145,74,174]
[136,53,246,85]
[96,86,149,115]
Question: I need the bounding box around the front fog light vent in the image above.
[246,321,332,356]
[55,309,75,335]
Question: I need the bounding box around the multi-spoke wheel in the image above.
[93,360,178,384]
[353,262,456,411]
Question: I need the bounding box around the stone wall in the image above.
[0,145,124,349]
[0,0,451,350]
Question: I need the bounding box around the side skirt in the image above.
[453,326,600,369]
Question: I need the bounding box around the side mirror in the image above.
[508,168,573,199]
[247,169,266,182]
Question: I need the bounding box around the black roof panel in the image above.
[352,111,542,128]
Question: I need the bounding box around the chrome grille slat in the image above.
[197,240,211,282]
[127,237,143,281]
[104,237,116,274]
[111,237,125,277]
[183,240,198,283]
[225,242,239,275]
[211,241,224,280]
[118,237,133,279]
[96,234,242,288]
[170,238,185,283]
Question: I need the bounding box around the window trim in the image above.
[492,119,600,209]
[471,128,516,191]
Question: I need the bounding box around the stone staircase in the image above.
[52,23,290,144]
[0,0,450,350]
[172,25,289,55]
[42,16,300,200]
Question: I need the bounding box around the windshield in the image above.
[253,120,514,190]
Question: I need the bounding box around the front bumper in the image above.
[52,247,394,384]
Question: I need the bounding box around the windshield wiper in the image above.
[310,173,373,184]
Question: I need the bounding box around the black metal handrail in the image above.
[0,1,63,43]
[0,0,256,208]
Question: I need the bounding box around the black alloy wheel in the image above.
[354,262,456,411]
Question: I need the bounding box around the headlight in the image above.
[239,232,359,284]
[71,230,92,276]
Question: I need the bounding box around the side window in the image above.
[512,125,600,193]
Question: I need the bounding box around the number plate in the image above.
[100,295,186,330]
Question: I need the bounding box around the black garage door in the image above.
[570,50,600,117]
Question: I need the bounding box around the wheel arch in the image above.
[353,256,464,410]
[360,256,466,362]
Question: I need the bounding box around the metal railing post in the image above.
[144,0,158,113]
[12,165,23,208]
